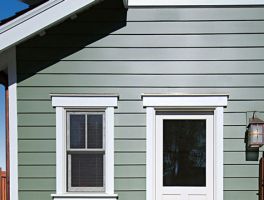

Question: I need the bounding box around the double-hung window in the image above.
[67,112,105,191]
[51,94,118,200]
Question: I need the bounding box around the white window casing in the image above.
[142,93,228,200]
[51,94,118,200]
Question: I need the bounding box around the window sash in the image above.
[67,111,105,151]
[67,153,105,192]
[66,111,105,192]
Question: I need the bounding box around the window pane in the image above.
[163,120,206,186]
[87,115,103,148]
[71,154,104,187]
[70,115,85,149]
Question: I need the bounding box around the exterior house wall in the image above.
[16,1,264,200]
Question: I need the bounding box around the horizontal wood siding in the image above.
[16,2,264,200]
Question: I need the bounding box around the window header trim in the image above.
[142,93,228,108]
[51,94,118,108]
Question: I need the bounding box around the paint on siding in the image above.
[16,0,264,199]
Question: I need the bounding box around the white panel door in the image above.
[156,115,214,200]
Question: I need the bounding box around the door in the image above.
[156,114,214,200]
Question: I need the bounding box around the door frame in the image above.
[142,94,228,200]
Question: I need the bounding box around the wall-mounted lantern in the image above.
[247,112,264,148]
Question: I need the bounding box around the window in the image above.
[51,94,118,200]
[67,112,105,191]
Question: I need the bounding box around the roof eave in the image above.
[0,0,103,52]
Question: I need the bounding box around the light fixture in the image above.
[247,112,264,148]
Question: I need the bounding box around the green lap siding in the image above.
[16,1,264,200]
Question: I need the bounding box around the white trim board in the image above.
[143,96,228,108]
[7,47,18,200]
[51,96,118,107]
[0,0,101,52]
[142,94,228,200]
[126,0,264,6]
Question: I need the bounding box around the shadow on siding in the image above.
[16,0,127,82]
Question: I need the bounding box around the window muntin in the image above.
[67,112,105,192]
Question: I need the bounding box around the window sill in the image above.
[51,193,118,200]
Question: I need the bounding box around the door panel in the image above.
[156,115,214,200]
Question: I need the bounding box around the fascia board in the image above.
[0,0,64,34]
[0,0,101,52]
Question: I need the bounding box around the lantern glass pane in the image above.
[248,124,264,147]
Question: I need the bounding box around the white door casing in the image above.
[156,114,214,200]
[142,94,228,200]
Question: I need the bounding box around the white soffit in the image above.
[126,0,264,6]
[0,0,101,52]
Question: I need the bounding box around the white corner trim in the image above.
[143,95,228,108]
[52,95,117,199]
[127,0,264,6]
[8,47,19,200]
[51,96,118,108]
[0,0,101,52]
[144,94,227,200]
